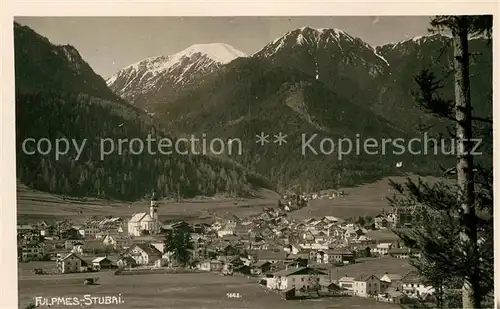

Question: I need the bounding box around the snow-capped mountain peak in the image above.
[254,26,385,63]
[106,43,246,108]
[176,43,247,64]
[253,26,389,78]
[389,33,449,50]
[109,43,246,84]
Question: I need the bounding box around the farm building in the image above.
[92,257,114,270]
[197,259,223,272]
[116,256,137,268]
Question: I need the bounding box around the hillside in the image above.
[375,35,492,134]
[157,28,462,192]
[154,28,492,191]
[14,22,273,201]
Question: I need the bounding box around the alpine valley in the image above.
[16,23,492,199]
[108,26,492,192]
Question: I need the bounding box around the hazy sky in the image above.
[15,16,433,79]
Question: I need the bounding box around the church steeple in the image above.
[150,191,159,232]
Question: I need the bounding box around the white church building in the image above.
[128,192,161,237]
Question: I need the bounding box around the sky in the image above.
[14,16,434,79]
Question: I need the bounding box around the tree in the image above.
[163,229,194,267]
[392,15,493,309]
[357,216,366,226]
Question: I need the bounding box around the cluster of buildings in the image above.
[17,194,428,303]
[374,206,420,229]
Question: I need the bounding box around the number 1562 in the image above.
[226,293,241,298]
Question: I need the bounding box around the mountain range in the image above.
[15,22,493,198]
[14,22,273,200]
[108,26,491,191]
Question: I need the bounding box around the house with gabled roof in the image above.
[353,274,381,297]
[266,266,328,292]
[380,273,403,290]
[125,243,162,266]
[388,247,420,259]
[57,253,89,273]
[401,271,434,299]
[316,247,354,265]
[92,256,114,270]
[338,276,355,291]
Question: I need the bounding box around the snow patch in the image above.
[296,34,305,45]
[106,75,117,86]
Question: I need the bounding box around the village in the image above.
[17,190,434,307]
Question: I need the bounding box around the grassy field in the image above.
[289,174,445,219]
[16,183,280,224]
[18,267,402,309]
[17,174,444,224]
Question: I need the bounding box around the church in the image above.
[128,192,162,237]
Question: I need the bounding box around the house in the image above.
[116,256,137,269]
[60,227,81,240]
[401,271,434,299]
[222,234,239,243]
[251,261,272,275]
[161,221,192,234]
[65,239,83,249]
[234,265,251,275]
[192,223,209,234]
[102,235,131,249]
[353,274,381,297]
[80,223,100,238]
[217,229,235,238]
[71,242,84,254]
[373,243,392,256]
[40,225,57,238]
[374,215,390,229]
[98,217,124,230]
[197,259,223,272]
[316,248,354,265]
[338,276,355,291]
[380,273,403,290]
[57,253,89,273]
[92,257,114,270]
[322,216,340,224]
[266,267,328,292]
[20,243,45,262]
[378,287,405,304]
[17,224,36,236]
[126,244,162,266]
[388,247,420,259]
[284,244,301,255]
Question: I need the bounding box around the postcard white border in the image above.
[2,1,499,308]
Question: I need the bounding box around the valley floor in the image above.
[17,175,445,224]
[18,265,401,309]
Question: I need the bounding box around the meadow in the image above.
[17,175,444,225]
[18,266,401,309]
